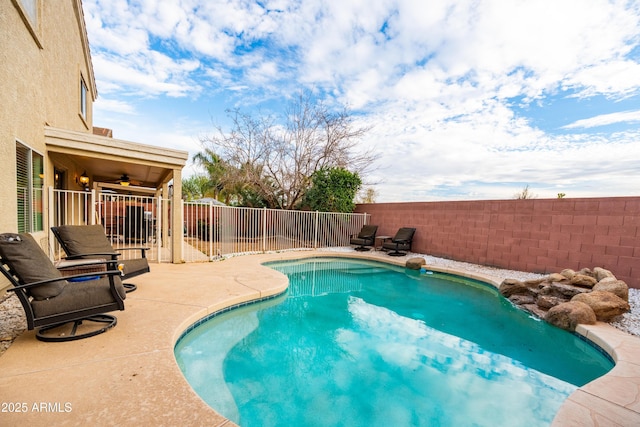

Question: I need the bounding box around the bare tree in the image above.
[199,93,376,209]
[513,185,537,200]
[356,187,378,204]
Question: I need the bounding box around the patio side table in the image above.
[375,236,392,251]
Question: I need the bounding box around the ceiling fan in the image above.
[93,173,146,188]
[117,174,145,186]
[103,173,143,187]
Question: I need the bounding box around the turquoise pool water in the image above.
[174,258,613,427]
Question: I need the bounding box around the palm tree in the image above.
[192,149,229,202]
[182,175,213,201]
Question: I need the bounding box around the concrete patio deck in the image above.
[1,250,639,426]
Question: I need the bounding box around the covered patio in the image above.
[44,126,188,263]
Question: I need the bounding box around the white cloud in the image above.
[84,0,640,202]
[93,98,137,115]
[92,53,200,97]
[565,60,640,98]
[563,110,640,129]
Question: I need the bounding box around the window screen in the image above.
[16,141,43,233]
[80,78,88,118]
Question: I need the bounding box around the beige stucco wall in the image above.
[0,0,96,233]
[41,0,95,132]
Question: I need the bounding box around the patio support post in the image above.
[161,183,170,251]
[209,201,213,260]
[181,199,185,263]
[156,194,162,261]
[89,189,96,225]
[171,168,183,263]
[314,210,319,249]
[262,207,267,253]
[47,186,55,259]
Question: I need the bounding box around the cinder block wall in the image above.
[355,197,640,288]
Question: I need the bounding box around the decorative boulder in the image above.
[406,257,426,270]
[571,291,630,321]
[560,269,576,280]
[524,277,547,287]
[593,280,629,302]
[499,279,529,298]
[546,273,567,283]
[509,294,536,305]
[593,267,615,282]
[522,303,548,319]
[539,282,590,299]
[536,295,565,310]
[569,274,598,288]
[577,268,594,277]
[545,301,597,331]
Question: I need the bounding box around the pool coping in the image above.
[0,250,639,426]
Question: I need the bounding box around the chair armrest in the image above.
[114,247,149,253]
[392,238,411,244]
[353,234,374,239]
[115,247,150,251]
[8,269,122,292]
[114,247,149,258]
[57,259,119,270]
[65,252,120,260]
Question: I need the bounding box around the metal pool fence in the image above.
[182,202,370,261]
[48,188,370,263]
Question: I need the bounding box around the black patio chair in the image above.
[350,225,378,251]
[51,224,150,293]
[383,227,416,256]
[0,233,126,342]
[124,205,146,243]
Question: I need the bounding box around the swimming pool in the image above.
[174,257,613,426]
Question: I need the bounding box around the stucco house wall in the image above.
[0,0,96,234]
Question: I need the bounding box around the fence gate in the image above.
[48,188,172,263]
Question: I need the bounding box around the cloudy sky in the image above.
[83,0,640,202]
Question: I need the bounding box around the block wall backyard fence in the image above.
[356,197,640,289]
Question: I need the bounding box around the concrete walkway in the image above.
[0,251,639,426]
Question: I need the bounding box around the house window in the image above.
[16,141,44,233]
[13,0,42,47]
[80,77,88,119]
[19,0,38,25]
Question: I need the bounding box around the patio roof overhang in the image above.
[44,125,188,263]
[44,126,189,194]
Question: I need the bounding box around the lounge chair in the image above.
[350,225,378,251]
[51,224,150,293]
[383,227,416,256]
[0,233,125,342]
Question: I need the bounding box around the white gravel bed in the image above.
[611,290,640,337]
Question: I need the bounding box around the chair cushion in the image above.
[121,257,150,278]
[0,233,67,300]
[54,225,150,280]
[31,275,126,318]
[54,224,115,256]
[357,225,378,239]
[350,237,371,246]
[393,227,416,242]
[382,241,411,251]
